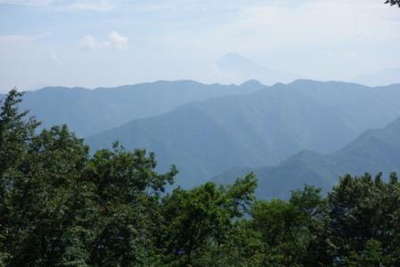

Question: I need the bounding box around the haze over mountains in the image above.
[354,68,400,87]
[215,53,400,87]
[213,117,400,199]
[86,80,400,188]
[5,79,400,194]
[216,53,300,85]
[16,80,258,137]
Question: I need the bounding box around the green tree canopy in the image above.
[156,174,257,266]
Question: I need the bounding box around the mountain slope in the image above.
[86,80,400,187]
[16,80,260,137]
[88,104,251,187]
[214,118,400,199]
[332,118,400,174]
[289,80,400,132]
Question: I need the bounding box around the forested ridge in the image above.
[86,80,400,188]
[1,90,400,266]
[11,80,400,189]
[15,81,260,137]
[213,116,400,200]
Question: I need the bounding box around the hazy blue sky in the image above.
[0,0,399,91]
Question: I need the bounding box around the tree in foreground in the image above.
[156,174,257,266]
[0,90,177,266]
[321,173,400,265]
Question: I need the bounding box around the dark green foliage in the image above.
[247,186,326,266]
[321,173,400,265]
[0,90,177,266]
[156,174,256,266]
[84,146,177,266]
[0,89,40,177]
[1,90,400,266]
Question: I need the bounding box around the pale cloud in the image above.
[79,35,101,50]
[213,0,400,50]
[79,32,128,50]
[108,31,128,49]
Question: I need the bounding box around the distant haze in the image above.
[4,78,400,192]
[0,0,399,91]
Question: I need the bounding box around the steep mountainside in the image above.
[87,80,400,187]
[214,118,400,199]
[16,80,260,137]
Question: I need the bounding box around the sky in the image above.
[0,0,399,91]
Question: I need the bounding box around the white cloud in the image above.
[79,31,128,50]
[108,31,128,49]
[79,35,101,50]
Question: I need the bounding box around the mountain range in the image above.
[213,117,400,199]
[86,80,400,187]
[15,80,259,137]
[4,79,400,192]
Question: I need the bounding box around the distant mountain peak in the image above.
[289,79,320,85]
[240,79,264,88]
[289,79,366,88]
[216,53,299,85]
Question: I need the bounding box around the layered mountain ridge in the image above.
[5,79,400,190]
[213,118,400,199]
[86,80,400,187]
[16,80,261,137]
